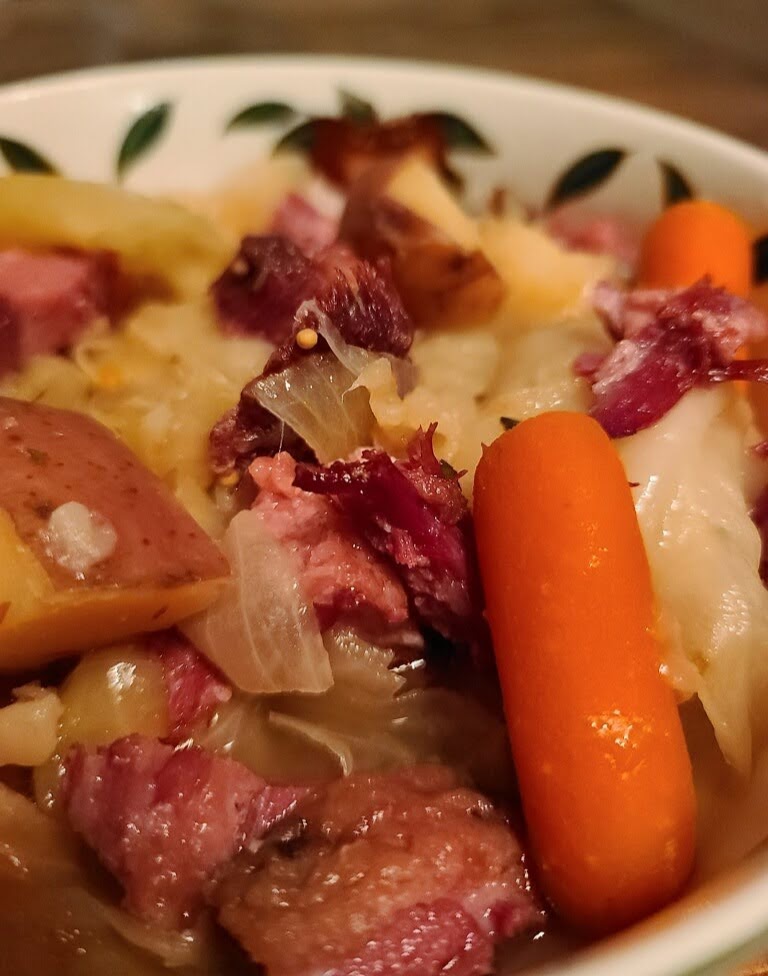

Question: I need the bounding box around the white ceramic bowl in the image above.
[1,55,767,976]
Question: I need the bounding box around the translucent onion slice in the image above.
[253,350,373,463]
[315,313,418,396]
[182,510,332,695]
[193,627,510,786]
[251,311,415,463]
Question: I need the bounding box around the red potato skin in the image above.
[0,396,227,590]
[473,412,697,933]
[0,396,228,668]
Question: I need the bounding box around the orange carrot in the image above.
[473,412,696,932]
[637,199,752,296]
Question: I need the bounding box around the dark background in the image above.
[1,0,768,148]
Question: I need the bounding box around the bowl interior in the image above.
[1,55,767,976]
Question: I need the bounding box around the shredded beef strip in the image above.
[581,279,768,437]
[293,425,485,648]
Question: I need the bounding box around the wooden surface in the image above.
[1,0,768,972]
[1,0,768,150]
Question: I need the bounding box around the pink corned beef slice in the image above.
[581,279,768,437]
[215,766,539,976]
[249,452,411,635]
[268,192,339,257]
[294,426,484,646]
[0,249,119,374]
[327,902,493,976]
[145,630,232,741]
[62,735,305,928]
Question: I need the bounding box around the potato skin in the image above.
[0,396,228,669]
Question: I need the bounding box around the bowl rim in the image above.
[0,52,766,171]
[1,52,768,976]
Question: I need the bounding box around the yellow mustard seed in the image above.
[295,328,319,350]
[97,364,123,389]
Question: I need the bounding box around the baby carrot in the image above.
[473,412,696,933]
[637,199,752,296]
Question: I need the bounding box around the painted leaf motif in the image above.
[422,112,493,152]
[338,89,377,124]
[273,119,317,155]
[116,102,172,179]
[225,102,298,131]
[659,160,695,207]
[0,137,57,174]
[547,148,626,208]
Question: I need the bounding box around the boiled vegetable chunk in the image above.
[0,174,234,299]
[340,156,504,329]
[0,396,228,669]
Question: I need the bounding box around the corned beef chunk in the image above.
[249,452,412,636]
[592,278,768,355]
[268,192,339,257]
[583,279,768,437]
[145,630,232,741]
[328,902,493,976]
[211,236,413,358]
[0,248,120,374]
[298,113,452,189]
[211,236,324,342]
[294,425,484,646]
[62,735,305,928]
[209,244,413,474]
[215,766,539,976]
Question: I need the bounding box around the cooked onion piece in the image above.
[0,685,62,767]
[254,351,374,463]
[183,510,332,695]
[194,628,511,790]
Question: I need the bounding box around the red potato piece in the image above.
[0,396,228,669]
